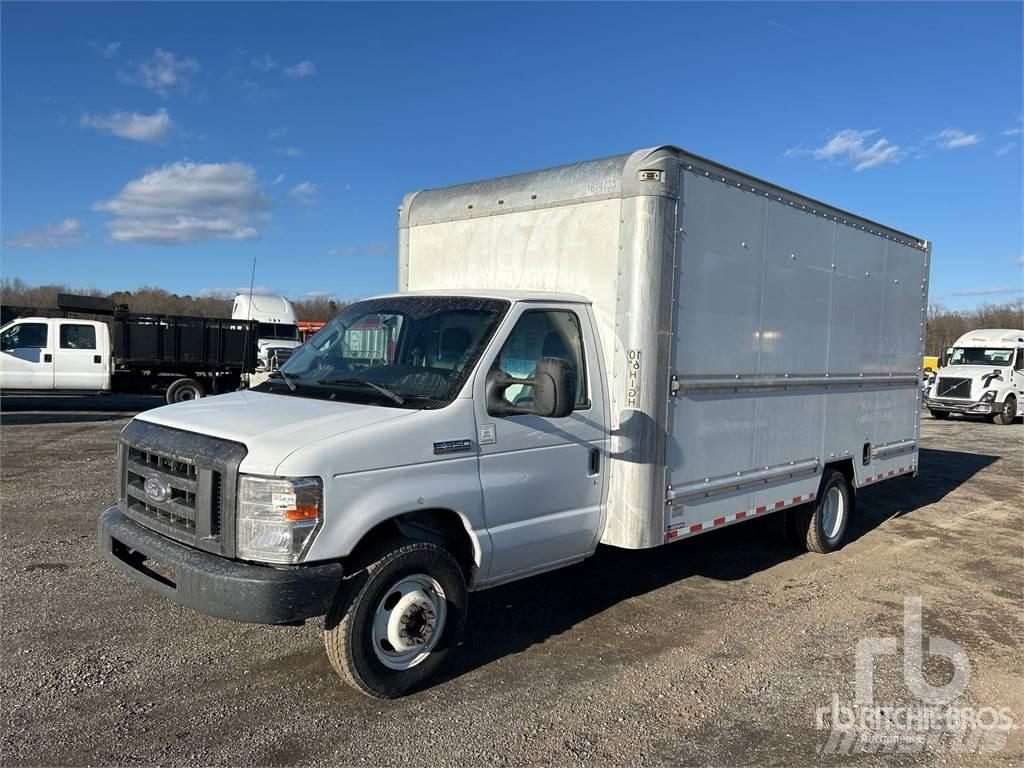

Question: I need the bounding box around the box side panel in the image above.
[406,199,623,389]
[666,170,925,538]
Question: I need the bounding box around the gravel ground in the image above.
[1,395,1021,766]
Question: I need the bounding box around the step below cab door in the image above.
[53,321,109,390]
[0,319,55,390]
[474,302,609,582]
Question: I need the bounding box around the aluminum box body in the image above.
[399,146,930,549]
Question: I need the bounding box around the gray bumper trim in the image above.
[98,506,343,625]
[924,398,998,415]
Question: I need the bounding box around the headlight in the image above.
[237,475,322,564]
[980,390,997,403]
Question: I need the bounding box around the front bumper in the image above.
[98,506,344,624]
[924,397,998,415]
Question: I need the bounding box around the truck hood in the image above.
[935,365,1008,379]
[135,390,415,473]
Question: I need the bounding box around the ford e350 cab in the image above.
[99,146,930,698]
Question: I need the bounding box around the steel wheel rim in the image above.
[371,573,447,670]
[821,486,845,541]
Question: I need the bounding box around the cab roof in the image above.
[952,328,1024,347]
[373,289,592,304]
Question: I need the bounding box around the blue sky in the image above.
[2,1,1021,310]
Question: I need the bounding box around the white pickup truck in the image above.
[98,146,930,698]
[924,328,1024,424]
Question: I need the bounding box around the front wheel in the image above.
[324,541,467,698]
[993,395,1017,425]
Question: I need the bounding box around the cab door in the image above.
[473,303,609,581]
[0,320,55,390]
[53,321,108,390]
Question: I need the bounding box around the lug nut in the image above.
[425,611,434,620]
[400,615,409,624]
[399,629,408,638]
[424,626,433,634]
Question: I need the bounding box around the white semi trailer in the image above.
[98,146,930,697]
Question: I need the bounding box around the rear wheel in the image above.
[791,469,853,554]
[324,541,467,698]
[929,409,950,420]
[165,378,205,404]
[993,395,1017,425]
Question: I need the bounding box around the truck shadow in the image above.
[437,446,997,687]
[0,394,163,425]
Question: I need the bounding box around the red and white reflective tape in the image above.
[861,463,916,485]
[665,490,816,541]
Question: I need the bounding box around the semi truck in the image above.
[98,145,931,698]
[230,293,303,371]
[0,294,257,403]
[923,328,1024,423]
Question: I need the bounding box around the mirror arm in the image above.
[486,371,535,417]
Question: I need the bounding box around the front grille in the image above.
[935,377,972,400]
[267,347,294,370]
[118,420,246,556]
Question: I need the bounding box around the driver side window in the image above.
[494,310,588,409]
[1,322,48,350]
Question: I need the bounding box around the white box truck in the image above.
[924,328,1024,423]
[98,146,930,697]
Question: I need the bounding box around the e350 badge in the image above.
[433,439,473,455]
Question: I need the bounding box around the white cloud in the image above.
[289,181,318,204]
[90,41,121,58]
[1015,256,1024,267]
[304,290,334,298]
[1004,117,1023,137]
[268,126,288,139]
[930,128,982,150]
[118,49,200,97]
[283,60,317,78]
[272,173,286,185]
[996,142,1017,157]
[81,108,173,143]
[787,129,901,172]
[5,218,84,249]
[250,54,278,72]
[274,146,304,158]
[950,286,1024,297]
[93,161,272,245]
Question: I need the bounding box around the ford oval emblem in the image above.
[144,477,171,503]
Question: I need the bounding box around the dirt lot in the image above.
[1,394,1021,767]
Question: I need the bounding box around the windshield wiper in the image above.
[267,370,297,391]
[316,377,405,405]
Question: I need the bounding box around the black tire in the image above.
[790,469,853,554]
[324,541,467,698]
[993,395,1017,425]
[165,378,205,404]
[929,409,950,420]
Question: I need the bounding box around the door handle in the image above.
[94,355,102,364]
[588,447,601,476]
[44,353,52,363]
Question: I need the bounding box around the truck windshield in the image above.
[255,296,510,408]
[948,347,1014,366]
[257,323,300,341]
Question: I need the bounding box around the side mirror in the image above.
[940,349,951,367]
[486,357,576,418]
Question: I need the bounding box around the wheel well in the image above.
[823,458,857,510]
[346,509,477,582]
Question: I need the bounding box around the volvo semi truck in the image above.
[98,146,931,698]
[924,328,1024,423]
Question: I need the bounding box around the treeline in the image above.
[0,278,349,322]
[926,300,1024,355]
[2,278,1020,347]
